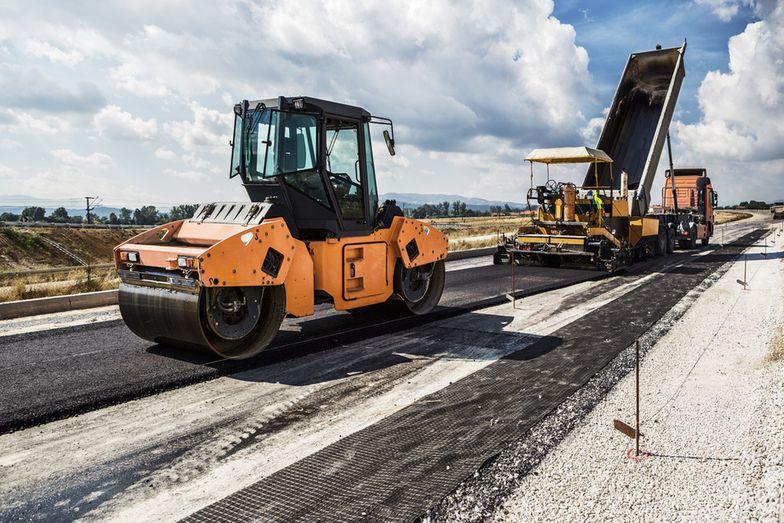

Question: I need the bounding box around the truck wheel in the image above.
[688,225,697,249]
[701,237,709,247]
[666,227,675,254]
[655,228,667,256]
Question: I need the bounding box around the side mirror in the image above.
[383,130,395,156]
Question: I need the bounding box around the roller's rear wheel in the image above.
[393,260,445,315]
[119,283,285,360]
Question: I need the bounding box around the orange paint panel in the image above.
[113,220,186,268]
[175,221,247,245]
[343,243,388,301]
[199,218,298,287]
[284,242,315,317]
[310,235,396,311]
[117,244,206,269]
[392,217,449,268]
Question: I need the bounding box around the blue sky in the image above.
[0,0,781,208]
[555,0,762,124]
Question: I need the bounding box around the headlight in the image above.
[177,256,198,269]
[120,251,139,263]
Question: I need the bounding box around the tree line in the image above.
[0,204,199,225]
[405,200,521,219]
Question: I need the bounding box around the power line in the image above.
[85,196,101,225]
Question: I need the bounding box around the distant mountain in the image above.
[0,195,170,217]
[380,193,525,211]
[0,204,124,218]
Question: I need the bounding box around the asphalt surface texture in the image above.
[0,258,599,433]
[185,229,768,523]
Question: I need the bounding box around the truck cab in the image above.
[662,168,718,247]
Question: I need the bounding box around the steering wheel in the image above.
[329,172,362,191]
[544,179,562,195]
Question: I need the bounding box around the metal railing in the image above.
[0,221,151,229]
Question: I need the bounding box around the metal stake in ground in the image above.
[635,339,640,456]
[613,339,642,456]
[737,254,748,290]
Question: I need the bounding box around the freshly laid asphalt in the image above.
[0,218,763,435]
[0,259,598,433]
[186,230,768,523]
[0,224,767,522]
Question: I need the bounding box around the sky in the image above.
[0,0,782,209]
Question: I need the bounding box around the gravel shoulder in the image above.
[490,229,784,521]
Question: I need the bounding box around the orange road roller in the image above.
[115,96,448,359]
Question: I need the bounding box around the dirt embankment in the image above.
[0,228,142,271]
[714,210,753,225]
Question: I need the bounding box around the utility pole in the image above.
[85,196,101,224]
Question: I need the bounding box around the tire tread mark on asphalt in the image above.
[182,230,765,523]
[0,266,605,434]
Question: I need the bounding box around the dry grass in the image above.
[0,270,118,303]
[449,238,500,251]
[431,215,531,242]
[767,325,784,364]
[715,211,753,225]
[0,227,141,272]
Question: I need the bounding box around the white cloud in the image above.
[239,0,591,151]
[0,1,594,205]
[164,168,209,181]
[109,24,221,98]
[51,148,113,168]
[110,63,170,98]
[1,109,67,134]
[23,39,83,66]
[164,102,232,152]
[94,105,158,141]
[695,0,773,20]
[581,107,610,145]
[155,148,176,160]
[674,2,784,202]
[0,164,18,179]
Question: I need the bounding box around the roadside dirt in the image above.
[0,227,141,271]
[715,210,753,224]
[768,324,784,363]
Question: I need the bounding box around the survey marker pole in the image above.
[635,339,640,457]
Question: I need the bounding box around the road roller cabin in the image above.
[115,96,448,359]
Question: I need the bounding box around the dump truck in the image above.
[495,43,703,270]
[115,96,448,359]
[657,167,717,247]
[771,202,784,219]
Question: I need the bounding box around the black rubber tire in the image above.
[393,260,446,315]
[655,227,667,256]
[666,227,675,254]
[701,237,709,247]
[201,285,286,360]
[688,225,697,249]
